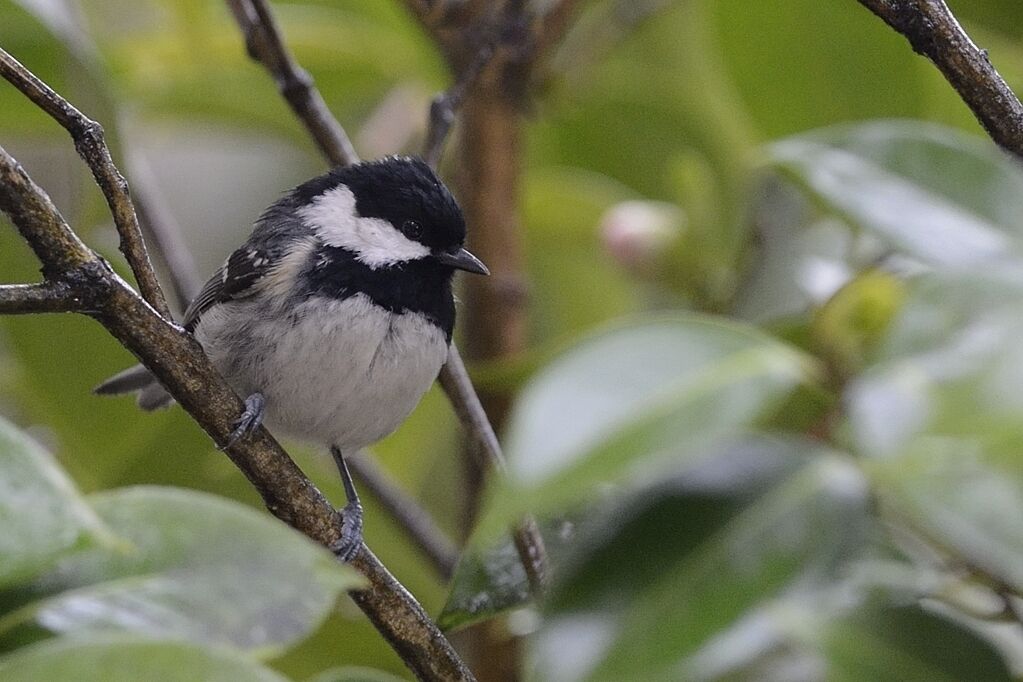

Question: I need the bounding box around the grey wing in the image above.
[182,265,225,331]
[183,246,274,332]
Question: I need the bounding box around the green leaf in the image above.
[741,121,1023,322]
[0,416,112,588]
[307,666,407,682]
[546,437,822,616]
[441,441,797,632]
[438,517,576,632]
[811,269,907,379]
[675,587,1015,682]
[0,634,288,681]
[846,268,1023,456]
[442,372,815,634]
[437,535,531,632]
[870,443,1023,593]
[2,487,362,656]
[844,267,1023,470]
[478,315,813,538]
[874,267,1023,363]
[768,121,1023,268]
[582,454,870,681]
[812,600,1014,682]
[843,269,1023,596]
[446,438,817,639]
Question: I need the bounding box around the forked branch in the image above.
[0,48,170,318]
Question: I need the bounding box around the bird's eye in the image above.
[402,220,423,240]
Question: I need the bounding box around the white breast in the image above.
[195,294,450,452]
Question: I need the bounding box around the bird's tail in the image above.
[94,364,174,411]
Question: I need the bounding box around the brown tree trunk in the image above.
[458,91,529,364]
[450,54,531,682]
[455,77,530,539]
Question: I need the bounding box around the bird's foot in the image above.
[223,392,265,448]
[330,501,364,563]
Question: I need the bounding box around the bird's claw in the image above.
[222,392,265,449]
[330,501,364,562]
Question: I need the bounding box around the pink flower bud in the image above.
[599,201,684,274]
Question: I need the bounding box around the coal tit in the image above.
[95,155,489,560]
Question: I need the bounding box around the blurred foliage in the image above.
[0,635,291,681]
[0,415,360,679]
[3,0,1023,679]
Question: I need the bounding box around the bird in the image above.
[94,155,489,560]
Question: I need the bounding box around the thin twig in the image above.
[128,150,203,310]
[856,0,1023,159]
[348,451,459,580]
[438,346,548,591]
[437,348,504,475]
[226,0,359,166]
[0,48,171,319]
[419,3,550,593]
[419,2,550,594]
[0,282,85,314]
[422,3,514,171]
[424,37,498,169]
[0,143,474,682]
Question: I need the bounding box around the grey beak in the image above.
[435,247,490,275]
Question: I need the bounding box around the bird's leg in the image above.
[329,445,364,562]
[224,392,265,448]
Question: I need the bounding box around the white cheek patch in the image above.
[296,184,431,269]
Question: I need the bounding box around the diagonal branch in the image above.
[226,0,359,166]
[0,48,171,319]
[0,146,96,272]
[438,345,548,591]
[856,0,1023,159]
[0,142,473,681]
[423,23,502,169]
